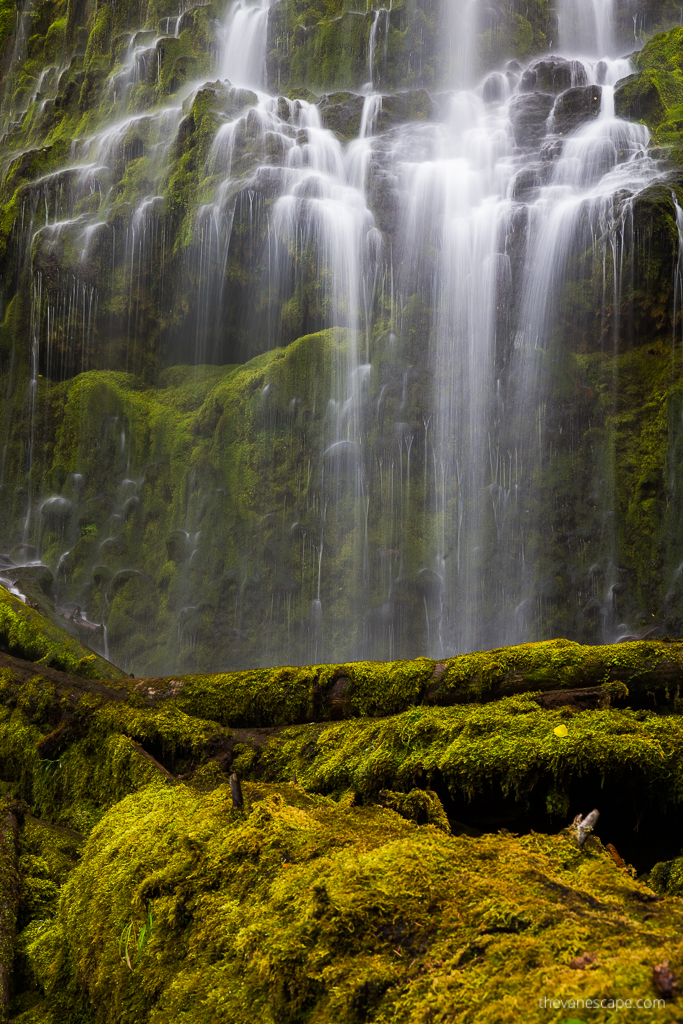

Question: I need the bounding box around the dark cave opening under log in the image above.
[429,770,683,874]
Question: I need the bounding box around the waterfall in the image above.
[557,0,615,56]
[198,0,662,657]
[1,0,680,671]
[220,0,273,88]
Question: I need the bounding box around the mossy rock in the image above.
[0,585,124,678]
[613,27,683,140]
[614,69,671,128]
[317,92,366,140]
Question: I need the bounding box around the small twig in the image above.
[574,809,600,849]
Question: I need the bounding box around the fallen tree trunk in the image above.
[122,637,683,725]
[3,637,683,732]
[0,650,131,706]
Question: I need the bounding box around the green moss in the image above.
[5,618,683,843]
[0,585,124,678]
[9,780,683,1024]
[0,697,172,831]
[254,694,683,813]
[0,0,16,55]
[649,852,683,895]
[163,653,434,727]
[377,786,451,830]
[614,28,683,141]
[8,814,85,1021]
[2,623,683,1019]
[614,68,671,128]
[2,283,680,676]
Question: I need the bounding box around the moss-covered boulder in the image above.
[615,69,671,127]
[614,26,683,146]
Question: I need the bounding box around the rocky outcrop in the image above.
[551,84,602,133]
[520,55,586,93]
[509,91,555,146]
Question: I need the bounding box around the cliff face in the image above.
[3,0,683,676]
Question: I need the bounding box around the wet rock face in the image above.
[165,531,191,563]
[1,0,683,680]
[366,162,400,235]
[509,166,541,200]
[483,72,507,102]
[508,91,555,147]
[520,57,580,94]
[318,93,366,139]
[520,57,569,93]
[318,89,433,140]
[0,565,55,601]
[552,85,602,134]
[540,136,563,161]
[375,89,433,131]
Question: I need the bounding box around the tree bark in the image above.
[0,802,22,1024]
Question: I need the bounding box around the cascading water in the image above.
[220,0,272,88]
[557,0,615,56]
[1,0,681,672]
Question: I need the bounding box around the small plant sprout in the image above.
[119,905,153,970]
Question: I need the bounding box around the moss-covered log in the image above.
[106,636,683,724]
[0,800,21,1024]
[7,624,683,732]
